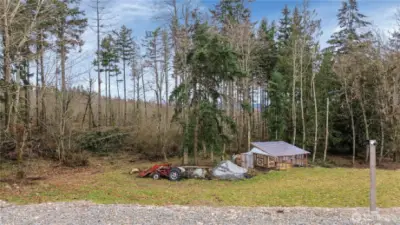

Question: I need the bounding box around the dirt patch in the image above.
[0,177,47,186]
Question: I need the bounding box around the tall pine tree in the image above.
[113,25,135,125]
[328,0,371,53]
[53,0,87,160]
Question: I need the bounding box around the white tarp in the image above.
[212,160,248,180]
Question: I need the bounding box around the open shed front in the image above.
[241,141,310,170]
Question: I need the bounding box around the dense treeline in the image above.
[0,0,399,166]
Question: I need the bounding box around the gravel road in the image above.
[1,201,399,225]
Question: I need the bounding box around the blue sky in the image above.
[67,0,399,100]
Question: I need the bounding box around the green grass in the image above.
[1,165,400,207]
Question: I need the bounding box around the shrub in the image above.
[77,128,128,153]
[63,151,89,167]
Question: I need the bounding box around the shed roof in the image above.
[250,141,310,157]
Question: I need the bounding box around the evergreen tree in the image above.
[113,25,135,125]
[53,0,87,160]
[53,0,87,93]
[170,22,243,164]
[257,19,277,81]
[328,0,371,53]
[275,5,293,84]
[211,0,255,151]
[256,18,279,140]
[31,0,54,129]
[277,5,291,48]
[210,0,251,25]
[98,34,119,125]
[267,71,287,140]
[291,6,302,38]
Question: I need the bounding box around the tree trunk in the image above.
[312,72,318,162]
[228,81,234,150]
[245,58,251,152]
[131,70,135,118]
[360,97,370,162]
[60,36,67,161]
[379,117,384,163]
[323,97,329,162]
[116,72,120,125]
[123,57,127,125]
[299,43,306,150]
[12,65,22,138]
[141,65,147,119]
[108,69,112,125]
[251,84,255,138]
[350,109,356,165]
[156,92,162,160]
[171,0,179,91]
[210,147,214,163]
[88,79,96,129]
[202,141,207,158]
[136,69,140,110]
[193,104,199,165]
[82,95,90,128]
[36,59,40,128]
[247,112,251,151]
[163,31,170,129]
[2,15,12,132]
[39,33,46,129]
[136,67,140,127]
[183,147,188,165]
[292,41,297,145]
[96,0,102,126]
[237,84,242,151]
[104,69,108,125]
[55,53,59,123]
[260,85,265,140]
[229,81,234,119]
[17,125,28,163]
[24,62,31,139]
[344,80,356,165]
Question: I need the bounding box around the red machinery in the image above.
[138,163,183,181]
[138,163,172,180]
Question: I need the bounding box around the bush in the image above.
[63,151,89,167]
[77,128,128,153]
[0,139,16,160]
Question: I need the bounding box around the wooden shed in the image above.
[241,141,310,170]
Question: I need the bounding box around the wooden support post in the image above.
[305,154,308,167]
[369,140,377,212]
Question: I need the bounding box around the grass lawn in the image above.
[1,156,399,207]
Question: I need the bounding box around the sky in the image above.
[66,0,400,101]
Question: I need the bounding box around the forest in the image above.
[1,0,400,170]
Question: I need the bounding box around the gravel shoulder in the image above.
[1,201,400,225]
